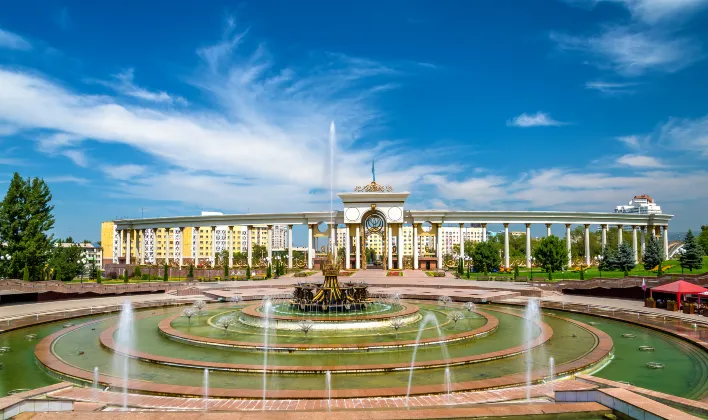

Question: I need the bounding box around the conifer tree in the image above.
[680,230,705,272]
[0,173,55,280]
[616,241,636,276]
[598,246,618,271]
[643,234,664,272]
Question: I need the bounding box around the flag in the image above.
[642,279,646,291]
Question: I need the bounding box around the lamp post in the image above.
[528,256,534,282]
[80,258,87,284]
[0,254,10,279]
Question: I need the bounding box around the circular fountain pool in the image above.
[1,300,708,400]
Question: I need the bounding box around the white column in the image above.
[172,228,177,264]
[398,225,404,269]
[193,227,199,266]
[288,225,293,269]
[331,224,337,261]
[458,223,464,258]
[119,230,125,259]
[601,225,607,250]
[247,226,253,267]
[437,224,443,269]
[565,224,572,265]
[355,226,361,269]
[345,225,351,269]
[387,225,393,269]
[504,223,510,269]
[228,226,233,268]
[413,224,419,270]
[178,227,183,267]
[632,225,638,263]
[307,224,313,269]
[210,226,216,264]
[584,224,591,266]
[663,226,669,259]
[140,229,145,265]
[525,223,531,268]
[641,227,646,257]
[125,230,131,264]
[546,223,552,237]
[267,225,273,262]
[618,225,623,247]
[482,223,487,242]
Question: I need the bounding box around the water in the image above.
[444,367,452,404]
[92,366,99,400]
[325,370,332,412]
[203,368,209,411]
[548,356,555,393]
[262,299,272,409]
[112,301,133,410]
[405,312,451,407]
[524,298,541,400]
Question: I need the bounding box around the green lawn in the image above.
[455,256,708,282]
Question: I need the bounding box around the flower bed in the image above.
[338,271,355,276]
[425,271,445,277]
[386,271,403,277]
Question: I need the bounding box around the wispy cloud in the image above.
[551,28,699,76]
[616,154,666,167]
[658,115,708,157]
[616,134,644,149]
[585,80,637,94]
[0,27,32,51]
[102,164,148,181]
[55,7,71,31]
[96,68,188,105]
[609,0,708,24]
[61,149,89,167]
[44,175,88,185]
[507,112,565,127]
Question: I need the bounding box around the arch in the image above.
[360,209,388,269]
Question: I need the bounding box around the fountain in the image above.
[112,300,133,411]
[93,367,99,400]
[261,299,272,409]
[548,357,555,392]
[444,367,452,403]
[325,370,332,412]
[203,368,209,411]
[524,298,541,400]
[405,312,451,407]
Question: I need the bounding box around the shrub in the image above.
[123,272,129,283]
[646,296,655,303]
[294,272,308,277]
[163,264,169,282]
[246,265,251,280]
[142,274,149,280]
[108,271,118,280]
[134,266,142,278]
[23,265,29,281]
[188,264,194,278]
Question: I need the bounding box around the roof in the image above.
[651,280,708,294]
[633,194,654,203]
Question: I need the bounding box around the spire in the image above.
[371,159,376,182]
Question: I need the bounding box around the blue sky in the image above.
[1,0,708,245]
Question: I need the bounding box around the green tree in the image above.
[514,264,519,280]
[698,226,708,259]
[598,246,617,271]
[251,244,267,264]
[124,271,129,283]
[616,241,636,275]
[680,229,705,272]
[134,266,142,278]
[49,245,85,281]
[0,173,56,280]
[643,235,664,271]
[163,264,169,282]
[266,263,272,279]
[451,240,476,258]
[246,265,251,279]
[23,265,29,281]
[223,261,229,279]
[532,236,569,276]
[188,264,194,278]
[472,241,501,274]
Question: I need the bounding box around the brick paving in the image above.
[47,380,597,411]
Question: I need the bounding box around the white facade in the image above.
[56,242,103,269]
[615,195,662,215]
[440,225,484,255]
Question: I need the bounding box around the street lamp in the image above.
[0,254,11,279]
[80,258,87,283]
[528,256,534,281]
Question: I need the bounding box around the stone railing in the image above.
[0,279,190,295]
[529,272,708,291]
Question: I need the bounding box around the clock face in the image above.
[345,207,360,222]
[421,221,433,232]
[388,207,402,221]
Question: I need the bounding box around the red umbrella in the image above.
[651,280,708,307]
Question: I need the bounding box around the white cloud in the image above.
[102,164,147,181]
[44,175,88,185]
[551,28,699,76]
[658,115,708,157]
[616,135,645,149]
[97,68,188,105]
[616,154,666,167]
[611,0,708,24]
[0,123,20,136]
[0,27,32,51]
[61,149,89,167]
[585,80,637,94]
[507,112,565,127]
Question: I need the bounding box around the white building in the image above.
[440,225,484,255]
[56,242,103,269]
[615,195,662,215]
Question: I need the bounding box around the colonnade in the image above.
[116,222,670,270]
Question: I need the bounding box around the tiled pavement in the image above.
[48,380,597,411]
